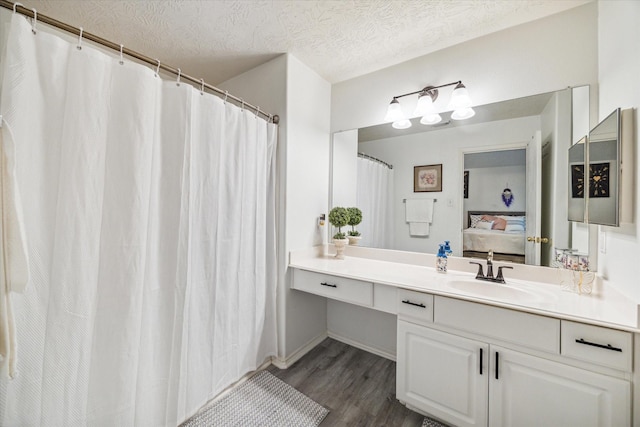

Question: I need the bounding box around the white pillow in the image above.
[504,217,526,232]
[475,220,494,230]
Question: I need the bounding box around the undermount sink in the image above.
[446,279,543,302]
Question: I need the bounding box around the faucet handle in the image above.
[469,261,485,279]
[495,266,513,283]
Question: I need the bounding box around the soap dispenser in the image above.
[436,244,448,273]
[444,240,452,256]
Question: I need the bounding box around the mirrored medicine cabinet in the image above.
[568,108,633,227]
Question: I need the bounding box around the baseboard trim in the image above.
[271,332,328,369]
[327,331,396,361]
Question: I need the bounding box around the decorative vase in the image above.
[333,238,349,259]
[347,235,361,246]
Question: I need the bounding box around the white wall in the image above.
[596,0,640,302]
[284,55,332,356]
[360,116,539,256]
[465,165,526,214]
[327,301,397,359]
[331,129,358,208]
[220,53,332,363]
[331,2,598,133]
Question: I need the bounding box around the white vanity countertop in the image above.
[289,247,640,332]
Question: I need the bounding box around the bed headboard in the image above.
[467,211,526,228]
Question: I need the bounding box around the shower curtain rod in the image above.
[358,152,393,169]
[0,0,279,124]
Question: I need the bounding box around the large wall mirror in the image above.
[331,86,594,268]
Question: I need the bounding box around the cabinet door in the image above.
[489,346,631,427]
[397,320,488,427]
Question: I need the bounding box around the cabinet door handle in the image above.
[575,338,622,352]
[320,282,337,288]
[479,348,483,375]
[495,352,499,380]
[401,300,426,308]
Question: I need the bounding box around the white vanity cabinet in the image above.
[397,320,488,427]
[490,346,630,427]
[397,296,632,427]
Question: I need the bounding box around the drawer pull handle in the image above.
[495,351,499,380]
[575,338,622,352]
[479,348,483,375]
[320,282,337,288]
[401,300,426,308]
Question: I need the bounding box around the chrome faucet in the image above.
[469,249,513,284]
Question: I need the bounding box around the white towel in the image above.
[409,222,430,236]
[405,198,434,222]
[0,118,30,378]
[405,199,434,236]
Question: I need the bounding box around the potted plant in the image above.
[346,207,363,245]
[328,206,350,259]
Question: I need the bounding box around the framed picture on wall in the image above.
[463,170,469,198]
[414,164,442,192]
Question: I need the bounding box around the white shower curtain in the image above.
[0,14,277,427]
[356,157,394,248]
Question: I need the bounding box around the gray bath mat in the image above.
[422,416,448,427]
[181,370,329,426]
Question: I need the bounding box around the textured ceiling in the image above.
[19,0,590,85]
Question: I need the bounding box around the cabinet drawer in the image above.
[434,296,560,354]
[397,289,434,325]
[292,269,373,306]
[561,320,632,371]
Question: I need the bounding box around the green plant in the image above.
[347,207,362,236]
[328,206,350,240]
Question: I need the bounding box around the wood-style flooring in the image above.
[267,338,425,427]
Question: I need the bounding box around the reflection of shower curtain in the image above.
[0,15,276,426]
[356,157,394,248]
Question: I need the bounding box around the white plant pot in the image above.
[347,235,361,246]
[333,238,349,260]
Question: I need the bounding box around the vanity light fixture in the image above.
[384,80,475,129]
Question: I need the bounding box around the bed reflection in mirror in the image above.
[462,148,527,264]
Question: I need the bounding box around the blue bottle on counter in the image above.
[436,244,448,273]
[444,240,452,256]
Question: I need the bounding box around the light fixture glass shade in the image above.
[450,83,472,109]
[392,119,412,129]
[384,98,405,122]
[420,113,442,125]
[414,93,435,116]
[451,107,476,120]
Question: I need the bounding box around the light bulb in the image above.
[451,107,476,120]
[414,93,435,116]
[420,113,442,125]
[451,83,472,109]
[384,98,405,122]
[392,119,412,129]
